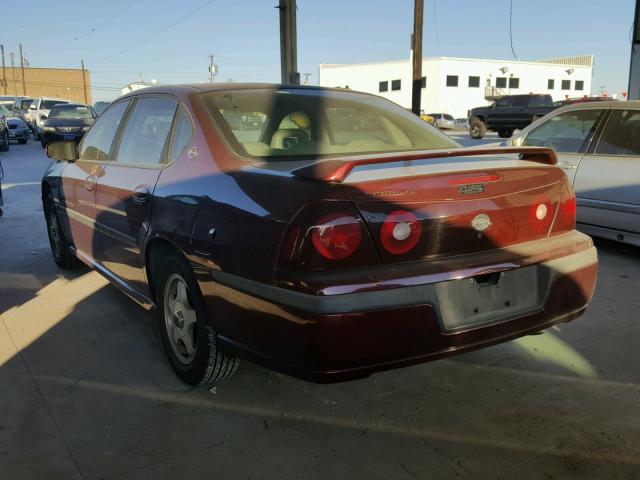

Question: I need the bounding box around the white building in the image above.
[319,55,594,118]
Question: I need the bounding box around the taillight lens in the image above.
[552,191,577,233]
[529,197,554,234]
[380,210,422,255]
[311,213,362,260]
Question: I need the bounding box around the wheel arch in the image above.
[143,234,188,304]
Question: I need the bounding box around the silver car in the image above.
[508,101,640,246]
[428,113,455,129]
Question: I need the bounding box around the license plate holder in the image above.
[435,265,550,332]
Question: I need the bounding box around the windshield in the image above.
[202,88,458,161]
[18,99,33,109]
[42,100,69,110]
[48,105,95,119]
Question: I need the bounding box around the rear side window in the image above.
[169,107,194,162]
[528,95,552,107]
[116,96,178,165]
[595,110,640,155]
[523,109,602,153]
[512,96,528,107]
[78,100,130,161]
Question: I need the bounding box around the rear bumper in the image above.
[197,233,598,383]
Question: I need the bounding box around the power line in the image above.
[93,0,217,65]
[63,0,143,45]
[509,0,518,59]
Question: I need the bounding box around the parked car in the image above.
[28,97,71,139]
[40,104,96,148]
[42,84,597,385]
[0,95,16,109]
[0,105,9,152]
[468,94,557,139]
[428,113,455,129]
[553,96,614,108]
[0,105,29,144]
[506,101,640,246]
[13,97,34,125]
[93,101,111,115]
[454,117,469,130]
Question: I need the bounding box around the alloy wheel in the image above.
[163,273,198,365]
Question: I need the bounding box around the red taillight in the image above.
[311,213,362,260]
[554,193,577,232]
[529,197,554,234]
[380,210,422,255]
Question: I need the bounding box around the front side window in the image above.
[561,80,571,90]
[512,96,528,107]
[115,96,178,165]
[78,100,130,161]
[468,76,480,88]
[446,75,458,87]
[508,77,520,89]
[201,88,458,161]
[379,81,388,92]
[523,109,602,153]
[595,110,640,155]
[391,79,401,91]
[496,77,507,88]
[575,80,584,91]
[495,97,512,107]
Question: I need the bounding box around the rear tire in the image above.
[43,193,81,269]
[498,130,514,138]
[155,252,239,386]
[469,117,487,139]
[0,130,9,152]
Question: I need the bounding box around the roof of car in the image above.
[118,83,368,99]
[553,100,640,111]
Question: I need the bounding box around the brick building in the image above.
[0,66,92,104]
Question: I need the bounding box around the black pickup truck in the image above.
[468,94,557,139]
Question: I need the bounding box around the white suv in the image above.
[28,97,71,139]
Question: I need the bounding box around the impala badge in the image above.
[471,213,491,231]
[459,183,485,195]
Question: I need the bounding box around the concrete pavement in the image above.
[0,140,639,480]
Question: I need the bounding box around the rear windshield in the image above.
[49,105,94,119]
[201,88,458,161]
[42,100,69,109]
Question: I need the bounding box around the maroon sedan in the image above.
[42,84,598,384]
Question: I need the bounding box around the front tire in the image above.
[469,117,487,139]
[156,252,239,386]
[44,193,80,269]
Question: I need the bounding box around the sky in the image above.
[1,0,636,101]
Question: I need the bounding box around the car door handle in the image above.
[557,162,577,170]
[132,185,151,205]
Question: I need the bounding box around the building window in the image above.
[379,81,388,92]
[496,77,507,88]
[446,75,458,87]
[547,79,555,90]
[561,80,571,90]
[391,79,401,91]
[468,76,480,88]
[421,76,426,88]
[575,80,584,91]
[508,77,520,89]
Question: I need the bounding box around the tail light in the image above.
[551,188,577,234]
[311,213,362,260]
[380,210,422,255]
[529,196,554,234]
[278,202,379,271]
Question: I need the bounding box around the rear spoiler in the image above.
[291,147,557,183]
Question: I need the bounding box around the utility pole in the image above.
[9,52,17,99]
[278,0,299,84]
[629,0,640,99]
[81,59,88,104]
[19,44,27,96]
[0,45,6,95]
[411,0,424,116]
[208,54,217,83]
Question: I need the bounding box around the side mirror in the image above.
[46,141,78,162]
[40,114,47,120]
